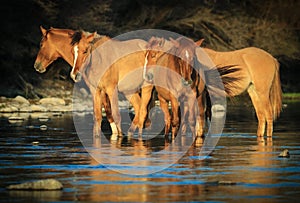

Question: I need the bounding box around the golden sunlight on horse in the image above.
[34,26,120,136]
[196,44,282,137]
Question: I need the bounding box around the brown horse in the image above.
[33,26,120,135]
[71,33,161,138]
[139,37,206,138]
[144,37,241,138]
[196,46,282,137]
[73,35,211,138]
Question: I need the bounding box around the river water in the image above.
[0,101,299,202]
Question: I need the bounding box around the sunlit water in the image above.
[0,101,300,202]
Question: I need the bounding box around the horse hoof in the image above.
[110,134,118,141]
[93,133,100,138]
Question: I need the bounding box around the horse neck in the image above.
[92,36,111,50]
[57,44,74,66]
[50,31,75,67]
[81,48,99,90]
[202,47,217,59]
[173,55,182,72]
[168,47,182,73]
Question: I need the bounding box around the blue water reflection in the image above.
[0,101,299,202]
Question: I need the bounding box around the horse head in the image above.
[70,32,96,82]
[34,26,62,73]
[34,26,95,82]
[145,37,166,64]
[34,26,80,73]
[170,37,204,86]
[143,37,166,82]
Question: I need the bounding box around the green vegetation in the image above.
[283,93,300,101]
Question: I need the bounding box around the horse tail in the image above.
[217,65,242,97]
[204,65,241,97]
[270,59,282,120]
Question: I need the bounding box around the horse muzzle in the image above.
[71,72,82,83]
[181,78,193,87]
[34,62,46,73]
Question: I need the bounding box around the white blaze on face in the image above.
[70,45,79,81]
[143,52,149,81]
[185,50,189,59]
[73,45,79,69]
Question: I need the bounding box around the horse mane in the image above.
[146,37,165,50]
[70,31,83,46]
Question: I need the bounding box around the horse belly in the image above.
[118,68,144,93]
[228,73,251,96]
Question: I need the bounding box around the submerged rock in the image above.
[8,116,25,123]
[38,115,49,122]
[217,181,237,185]
[278,149,290,158]
[6,179,63,190]
[40,125,48,131]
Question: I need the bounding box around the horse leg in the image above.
[93,89,103,137]
[258,92,273,137]
[247,85,266,137]
[170,98,180,139]
[102,94,120,136]
[187,98,197,138]
[126,93,141,135]
[196,92,206,137]
[158,95,171,138]
[180,101,188,136]
[106,87,122,140]
[137,85,154,136]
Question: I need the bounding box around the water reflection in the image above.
[0,102,300,202]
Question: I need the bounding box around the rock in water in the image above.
[6,179,63,190]
[217,181,237,185]
[278,149,290,158]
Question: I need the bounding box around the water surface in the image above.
[0,101,299,202]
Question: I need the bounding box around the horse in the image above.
[138,37,204,138]
[144,37,241,138]
[196,46,282,137]
[71,32,165,138]
[73,34,216,138]
[33,26,120,136]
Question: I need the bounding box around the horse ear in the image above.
[40,26,47,36]
[169,37,180,47]
[149,36,155,42]
[195,38,204,47]
[158,38,165,47]
[86,32,96,43]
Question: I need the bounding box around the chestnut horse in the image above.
[33,26,120,135]
[196,46,282,137]
[139,37,203,138]
[71,33,162,138]
[144,37,241,138]
[72,34,205,138]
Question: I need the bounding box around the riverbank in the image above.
[1,92,299,115]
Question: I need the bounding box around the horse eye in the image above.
[151,53,156,58]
